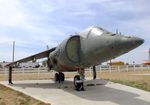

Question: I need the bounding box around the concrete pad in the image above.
[1,79,150,105]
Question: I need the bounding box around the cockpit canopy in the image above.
[80,26,111,38]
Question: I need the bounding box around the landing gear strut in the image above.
[74,69,85,91]
[54,72,65,83]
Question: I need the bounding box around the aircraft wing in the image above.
[5,47,56,67]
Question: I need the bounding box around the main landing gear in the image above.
[54,72,65,83]
[54,69,85,91]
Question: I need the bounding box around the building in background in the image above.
[0,61,10,69]
[108,61,125,66]
[18,62,40,68]
[143,48,150,65]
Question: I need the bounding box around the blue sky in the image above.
[0,0,149,64]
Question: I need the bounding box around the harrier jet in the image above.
[6,26,144,91]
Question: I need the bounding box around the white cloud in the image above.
[0,0,63,47]
[0,49,33,62]
[0,0,149,63]
[0,0,28,27]
[0,35,14,44]
[116,16,150,39]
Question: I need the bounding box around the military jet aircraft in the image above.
[6,26,144,91]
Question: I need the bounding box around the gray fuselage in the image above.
[49,26,144,72]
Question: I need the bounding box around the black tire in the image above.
[74,75,83,91]
[55,73,59,82]
[59,72,65,83]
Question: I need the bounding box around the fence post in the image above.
[118,66,120,72]
[53,70,55,78]
[89,68,92,76]
[109,66,111,73]
[37,68,40,80]
[133,65,135,72]
[126,65,128,72]
[148,65,150,70]
[100,65,102,73]
[141,65,143,71]
[22,68,25,80]
[4,68,7,81]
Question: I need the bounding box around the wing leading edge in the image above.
[5,47,56,67]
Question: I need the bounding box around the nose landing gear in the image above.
[74,69,85,91]
[74,75,84,91]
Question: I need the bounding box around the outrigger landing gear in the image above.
[8,66,13,84]
[74,69,85,91]
[54,72,65,83]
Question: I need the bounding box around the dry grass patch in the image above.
[98,71,150,92]
[0,84,50,105]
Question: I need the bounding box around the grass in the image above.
[0,84,50,105]
[98,70,150,92]
[110,80,150,92]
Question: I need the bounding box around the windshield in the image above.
[80,26,111,38]
[88,27,107,38]
[90,27,104,36]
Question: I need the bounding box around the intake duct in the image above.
[65,35,81,63]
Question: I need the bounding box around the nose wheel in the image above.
[74,69,85,91]
[74,75,84,91]
[54,72,65,83]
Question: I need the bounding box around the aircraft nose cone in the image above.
[131,37,144,46]
[119,36,144,52]
[134,37,144,45]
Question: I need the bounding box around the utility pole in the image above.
[46,45,49,50]
[12,41,15,62]
[116,29,118,34]
[148,48,150,61]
